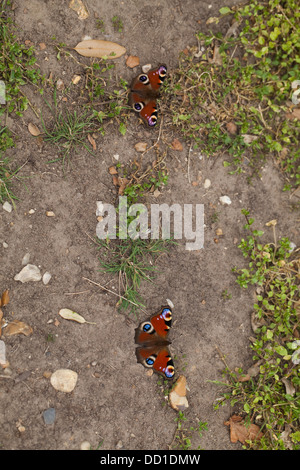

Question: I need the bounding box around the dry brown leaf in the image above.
[87,134,96,150]
[226,122,237,134]
[59,308,96,324]
[126,55,140,68]
[1,289,9,307]
[3,320,33,337]
[134,142,147,152]
[286,108,300,120]
[28,123,41,136]
[171,138,183,151]
[39,42,46,50]
[118,177,129,195]
[74,39,126,59]
[108,165,118,175]
[224,415,263,444]
[72,74,81,85]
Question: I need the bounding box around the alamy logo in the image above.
[96,197,204,251]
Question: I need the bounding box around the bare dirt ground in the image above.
[0,0,299,451]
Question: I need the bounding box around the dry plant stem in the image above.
[82,276,148,314]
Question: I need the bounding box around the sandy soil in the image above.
[0,0,299,451]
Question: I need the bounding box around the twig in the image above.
[82,276,148,314]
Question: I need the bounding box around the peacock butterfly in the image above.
[129,64,167,127]
[135,306,175,379]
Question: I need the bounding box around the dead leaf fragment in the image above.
[69,0,89,19]
[1,289,9,307]
[224,415,263,444]
[126,55,140,68]
[134,142,147,152]
[39,42,46,50]
[87,133,96,150]
[28,123,41,136]
[108,165,118,175]
[58,308,96,324]
[3,320,33,337]
[226,122,237,134]
[72,74,81,85]
[171,138,183,151]
[74,39,126,59]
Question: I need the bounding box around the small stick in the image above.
[82,277,148,314]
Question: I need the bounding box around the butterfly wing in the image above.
[129,64,167,127]
[135,306,172,345]
[129,92,158,127]
[136,345,175,379]
[135,306,174,379]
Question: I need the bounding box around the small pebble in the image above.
[219,195,232,205]
[43,408,56,425]
[50,369,78,393]
[3,201,12,213]
[3,242,8,248]
[204,178,211,189]
[42,272,52,285]
[22,253,31,265]
[80,441,91,450]
[14,264,42,283]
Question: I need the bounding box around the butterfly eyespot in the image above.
[133,102,144,112]
[145,355,156,367]
[162,308,172,322]
[165,365,175,378]
[141,321,154,334]
[148,113,157,127]
[158,65,167,79]
[138,74,149,84]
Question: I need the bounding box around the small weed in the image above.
[221,289,232,300]
[97,157,174,315]
[41,90,99,168]
[213,210,300,450]
[97,237,174,314]
[111,15,123,33]
[170,411,208,450]
[0,126,16,203]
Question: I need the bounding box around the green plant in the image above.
[170,412,208,450]
[111,15,123,33]
[0,126,15,203]
[163,0,300,188]
[0,1,44,117]
[97,237,174,314]
[41,90,99,168]
[213,210,300,450]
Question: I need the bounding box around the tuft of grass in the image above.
[213,210,300,450]
[0,126,15,203]
[163,0,300,188]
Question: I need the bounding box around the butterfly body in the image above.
[129,65,167,127]
[135,306,175,379]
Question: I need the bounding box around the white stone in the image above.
[14,264,42,283]
[42,272,52,285]
[219,195,232,205]
[22,253,30,265]
[3,201,12,213]
[50,369,78,393]
[204,178,211,189]
[3,242,8,248]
